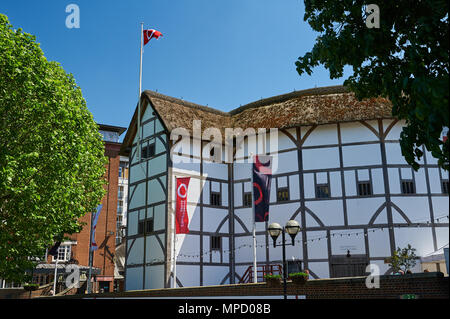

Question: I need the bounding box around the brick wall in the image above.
[51,272,448,299]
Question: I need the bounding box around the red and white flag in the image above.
[143,29,163,45]
[175,177,190,234]
[442,127,448,143]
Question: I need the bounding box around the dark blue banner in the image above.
[253,155,272,222]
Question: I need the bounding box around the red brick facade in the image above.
[43,140,122,293]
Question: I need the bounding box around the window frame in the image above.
[276,187,290,202]
[210,191,222,207]
[316,184,330,199]
[211,236,222,251]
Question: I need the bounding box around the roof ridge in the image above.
[228,85,350,115]
[143,90,230,117]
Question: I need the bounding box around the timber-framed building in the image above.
[120,85,449,290]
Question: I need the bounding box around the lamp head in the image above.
[268,223,282,247]
[285,220,300,245]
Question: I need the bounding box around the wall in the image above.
[54,272,448,299]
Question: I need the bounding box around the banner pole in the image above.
[251,154,257,283]
[173,177,177,288]
[87,209,94,294]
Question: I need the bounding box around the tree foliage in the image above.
[0,14,107,282]
[388,244,417,272]
[296,0,449,170]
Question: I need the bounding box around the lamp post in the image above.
[267,220,301,300]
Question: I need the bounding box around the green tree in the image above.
[388,244,417,273]
[0,14,107,283]
[296,0,449,170]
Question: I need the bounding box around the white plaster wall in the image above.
[203,266,230,286]
[342,144,381,167]
[306,231,328,259]
[125,267,143,291]
[127,237,144,265]
[176,265,200,287]
[302,124,338,147]
[308,262,330,279]
[340,122,379,143]
[145,234,165,263]
[330,229,366,255]
[306,200,345,226]
[393,227,434,257]
[367,228,391,257]
[203,207,229,233]
[144,265,165,289]
[303,147,340,170]
[175,234,200,263]
[347,198,385,225]
[391,197,431,224]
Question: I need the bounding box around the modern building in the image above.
[117,156,129,245]
[120,85,449,291]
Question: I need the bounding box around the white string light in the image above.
[157,214,449,259]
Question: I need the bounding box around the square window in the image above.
[442,180,449,194]
[243,192,252,207]
[357,182,372,196]
[138,221,145,235]
[401,180,415,194]
[53,245,71,262]
[146,219,154,233]
[211,236,221,251]
[141,143,156,159]
[210,192,221,206]
[277,188,289,202]
[316,184,330,198]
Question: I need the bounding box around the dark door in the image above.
[330,255,368,278]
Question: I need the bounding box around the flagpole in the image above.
[251,154,257,283]
[172,177,177,288]
[53,258,58,296]
[87,209,94,294]
[137,22,144,162]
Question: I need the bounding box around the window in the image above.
[243,192,252,207]
[146,219,154,233]
[211,236,221,251]
[277,188,289,202]
[401,180,415,194]
[117,200,123,213]
[357,181,372,196]
[141,143,155,159]
[316,184,330,198]
[52,245,71,262]
[138,218,153,235]
[442,180,449,194]
[210,192,221,206]
[118,186,124,199]
[138,221,145,235]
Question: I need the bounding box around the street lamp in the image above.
[267,220,301,299]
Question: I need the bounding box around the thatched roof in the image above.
[120,85,393,154]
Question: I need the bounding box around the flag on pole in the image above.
[143,29,163,45]
[175,177,190,234]
[442,127,449,143]
[90,204,103,252]
[253,155,272,222]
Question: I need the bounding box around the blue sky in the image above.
[1,0,351,138]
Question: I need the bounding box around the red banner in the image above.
[176,177,190,234]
